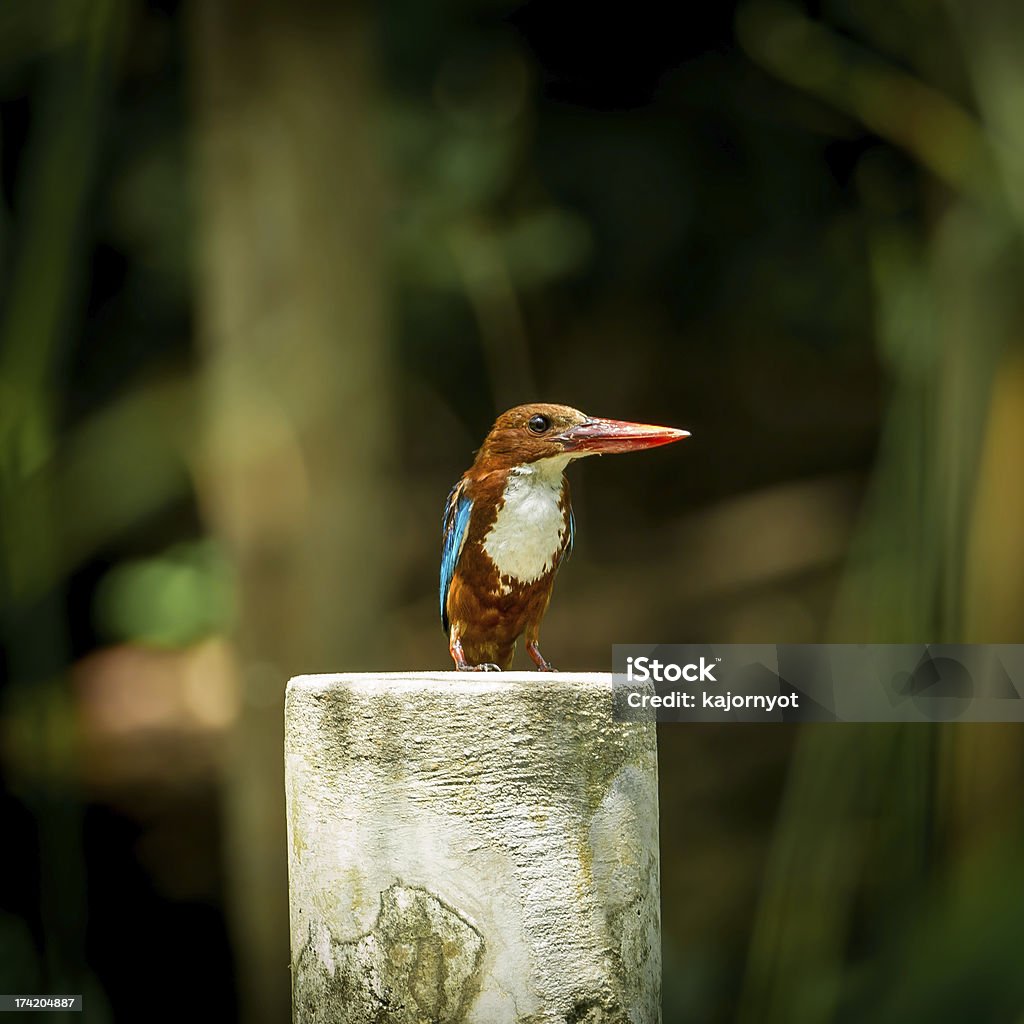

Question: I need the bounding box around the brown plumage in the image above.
[441,403,688,671]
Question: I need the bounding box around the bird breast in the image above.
[482,464,567,587]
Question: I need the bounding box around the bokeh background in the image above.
[2,0,1024,1021]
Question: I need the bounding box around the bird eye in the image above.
[527,414,551,434]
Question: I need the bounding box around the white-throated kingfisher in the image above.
[441,403,689,671]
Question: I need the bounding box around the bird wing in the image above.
[564,505,576,562]
[440,479,473,633]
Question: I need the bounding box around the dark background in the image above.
[2,0,1024,1021]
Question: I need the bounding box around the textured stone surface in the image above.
[285,673,661,1024]
[294,884,484,1023]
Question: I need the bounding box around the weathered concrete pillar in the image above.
[285,672,661,1024]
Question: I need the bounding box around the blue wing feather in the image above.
[564,505,575,562]
[440,481,473,633]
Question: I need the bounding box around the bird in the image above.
[440,403,689,671]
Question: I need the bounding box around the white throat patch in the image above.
[482,458,569,587]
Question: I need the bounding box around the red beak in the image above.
[556,417,690,455]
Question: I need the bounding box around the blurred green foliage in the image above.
[94,540,234,648]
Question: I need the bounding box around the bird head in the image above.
[475,403,689,471]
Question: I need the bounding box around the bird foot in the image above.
[450,635,502,671]
[526,641,555,672]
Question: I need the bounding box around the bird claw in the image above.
[526,641,555,672]
[457,662,503,672]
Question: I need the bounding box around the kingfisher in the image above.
[440,403,689,671]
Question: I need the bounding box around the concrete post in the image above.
[285,672,661,1024]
